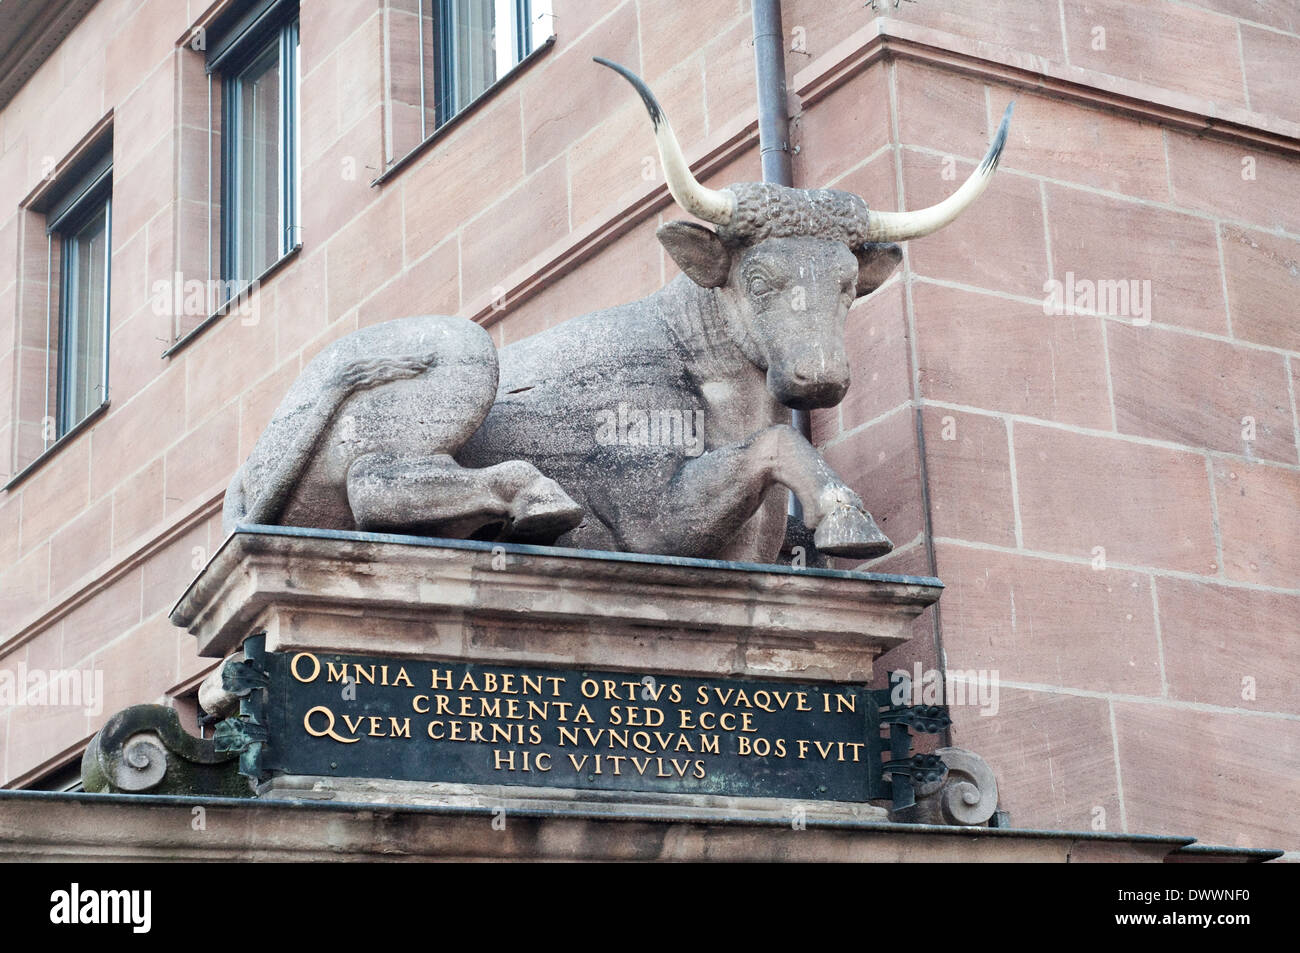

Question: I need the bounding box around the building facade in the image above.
[0,0,1297,854]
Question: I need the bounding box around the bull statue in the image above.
[224,59,1011,564]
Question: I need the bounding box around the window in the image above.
[46,147,113,441]
[6,122,113,481]
[207,0,300,287]
[433,0,552,127]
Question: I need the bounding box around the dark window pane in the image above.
[436,0,541,126]
[58,202,109,435]
[452,0,497,113]
[234,42,281,281]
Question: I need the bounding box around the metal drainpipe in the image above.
[751,0,808,526]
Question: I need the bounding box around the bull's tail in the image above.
[237,350,443,530]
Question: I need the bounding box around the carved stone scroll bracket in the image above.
[891,746,1000,827]
[81,704,253,798]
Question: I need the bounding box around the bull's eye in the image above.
[748,275,774,298]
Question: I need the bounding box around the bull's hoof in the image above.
[813,505,893,559]
[508,477,585,544]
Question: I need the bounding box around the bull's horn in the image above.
[595,57,735,225]
[864,103,1014,242]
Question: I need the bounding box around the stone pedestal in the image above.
[173,525,942,680]
[167,526,944,822]
[62,525,1281,862]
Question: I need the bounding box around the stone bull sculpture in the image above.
[224,59,1011,564]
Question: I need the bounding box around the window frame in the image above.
[432,0,544,128]
[207,0,300,290]
[46,150,113,443]
[52,193,112,438]
[4,127,115,490]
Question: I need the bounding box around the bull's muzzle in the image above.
[769,364,850,410]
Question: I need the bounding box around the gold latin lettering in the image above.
[303,705,358,743]
[290,652,320,683]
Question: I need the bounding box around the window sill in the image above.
[371,35,556,188]
[160,244,303,359]
[3,400,110,492]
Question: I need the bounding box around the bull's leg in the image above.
[641,424,891,559]
[347,453,584,542]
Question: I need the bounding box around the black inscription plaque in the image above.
[240,643,898,803]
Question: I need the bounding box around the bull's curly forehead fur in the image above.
[714,182,872,249]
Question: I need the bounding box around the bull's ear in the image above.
[658,221,731,288]
[854,242,903,297]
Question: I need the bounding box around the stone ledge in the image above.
[170,526,943,682]
[261,774,893,823]
[796,18,1300,156]
[5,790,1266,863]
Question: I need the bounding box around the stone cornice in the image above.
[0,0,100,113]
[173,525,943,676]
[795,18,1300,157]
